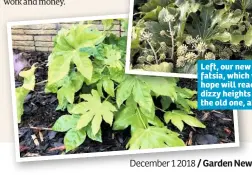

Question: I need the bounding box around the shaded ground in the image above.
[16,51,235,158]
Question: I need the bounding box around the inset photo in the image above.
[8,14,239,162]
[126,0,252,78]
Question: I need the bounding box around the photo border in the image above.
[125,0,197,79]
[7,14,239,163]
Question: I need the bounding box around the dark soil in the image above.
[16,51,235,158]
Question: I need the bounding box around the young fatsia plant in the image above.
[43,19,205,152]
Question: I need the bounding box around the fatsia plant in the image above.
[28,19,205,152]
[131,0,252,74]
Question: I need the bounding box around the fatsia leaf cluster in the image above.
[45,19,205,152]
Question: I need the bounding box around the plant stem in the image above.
[28,126,52,131]
[156,46,162,54]
[133,12,143,16]
[104,85,119,101]
[168,21,175,60]
[104,95,111,101]
[136,108,148,129]
[36,80,48,85]
[146,39,158,64]
[155,106,167,113]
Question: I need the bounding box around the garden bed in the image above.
[17,51,235,157]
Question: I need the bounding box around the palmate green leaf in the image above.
[103,45,123,70]
[175,95,197,113]
[126,127,185,150]
[139,76,177,100]
[175,87,197,99]
[52,115,80,132]
[19,65,36,91]
[48,24,106,85]
[113,95,163,133]
[116,75,153,113]
[67,102,88,114]
[113,104,148,132]
[64,25,105,49]
[233,0,252,11]
[164,110,206,132]
[64,128,86,152]
[72,90,117,135]
[116,75,177,113]
[16,87,29,123]
[174,87,197,113]
[187,5,243,43]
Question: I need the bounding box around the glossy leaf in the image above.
[139,76,177,100]
[116,76,135,107]
[64,128,86,152]
[52,115,80,132]
[175,87,197,99]
[48,24,106,85]
[164,110,206,131]
[116,75,178,113]
[75,90,117,135]
[86,124,102,142]
[113,104,148,132]
[72,52,93,80]
[102,77,115,97]
[187,6,243,43]
[47,54,71,86]
[126,127,185,150]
